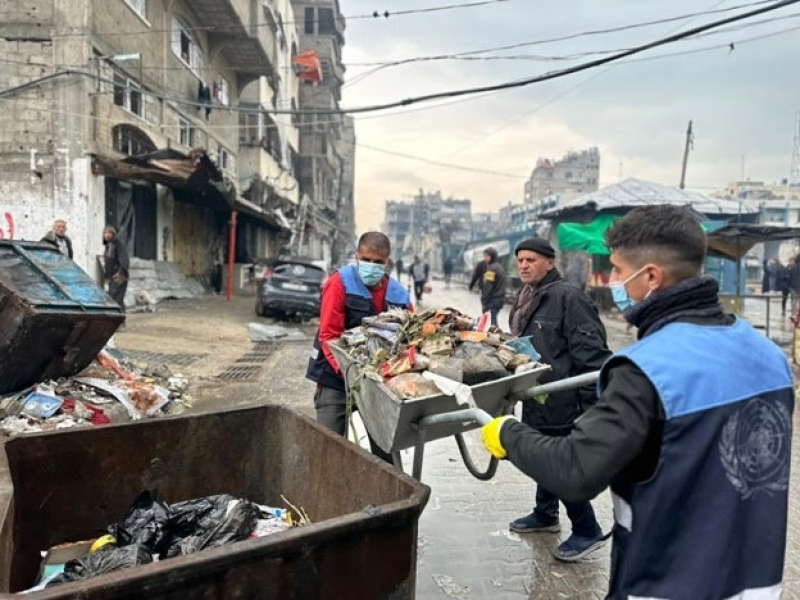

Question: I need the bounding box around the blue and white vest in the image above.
[306,265,410,391]
[599,319,793,600]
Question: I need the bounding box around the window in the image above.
[218,145,230,171]
[113,73,144,117]
[318,8,335,35]
[172,17,204,77]
[565,171,573,179]
[178,118,196,147]
[124,0,146,19]
[113,124,156,156]
[304,7,315,34]
[214,77,230,106]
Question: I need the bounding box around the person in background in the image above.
[443,255,454,289]
[395,257,404,281]
[480,247,507,326]
[789,254,800,318]
[776,258,792,316]
[306,232,412,462]
[103,226,129,313]
[506,237,611,562]
[565,251,589,292]
[409,255,430,304]
[468,257,488,294]
[483,206,793,597]
[41,219,73,259]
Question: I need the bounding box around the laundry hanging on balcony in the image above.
[292,51,322,83]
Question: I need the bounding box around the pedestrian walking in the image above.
[443,256,454,289]
[409,255,429,304]
[468,258,487,294]
[565,251,589,292]
[40,219,73,259]
[479,247,506,326]
[395,257,404,280]
[762,258,772,293]
[505,237,611,561]
[306,232,412,462]
[777,259,791,316]
[483,205,793,597]
[102,226,129,315]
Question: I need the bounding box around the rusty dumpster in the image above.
[0,404,430,599]
[0,241,124,394]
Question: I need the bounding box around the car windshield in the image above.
[273,263,325,282]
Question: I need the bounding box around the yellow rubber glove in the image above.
[481,416,517,459]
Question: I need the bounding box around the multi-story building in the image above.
[0,0,299,295]
[382,190,472,259]
[291,0,354,268]
[523,147,600,203]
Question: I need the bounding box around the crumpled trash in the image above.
[249,323,308,342]
[385,373,441,399]
[165,494,260,557]
[422,371,476,408]
[72,378,169,420]
[453,343,509,385]
[45,544,153,588]
[21,390,64,419]
[108,490,172,553]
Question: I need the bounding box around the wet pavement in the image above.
[119,281,800,599]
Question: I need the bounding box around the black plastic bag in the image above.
[164,494,260,558]
[453,343,509,385]
[46,544,152,588]
[107,490,171,553]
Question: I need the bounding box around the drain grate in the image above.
[235,343,279,364]
[122,350,205,366]
[217,365,261,381]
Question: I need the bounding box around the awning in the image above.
[556,214,618,255]
[706,224,800,260]
[92,149,235,211]
[233,197,291,233]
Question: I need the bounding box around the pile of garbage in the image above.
[0,348,193,437]
[337,308,541,399]
[24,490,309,592]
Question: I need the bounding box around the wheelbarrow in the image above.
[329,340,600,481]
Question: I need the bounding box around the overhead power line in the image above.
[47,0,509,39]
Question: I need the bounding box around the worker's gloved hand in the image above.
[482,416,517,459]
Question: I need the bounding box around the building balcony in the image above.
[190,0,277,82]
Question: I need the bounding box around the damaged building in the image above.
[0,0,306,303]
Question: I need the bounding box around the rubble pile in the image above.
[0,349,194,437]
[338,308,541,399]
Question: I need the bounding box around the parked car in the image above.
[255,256,327,320]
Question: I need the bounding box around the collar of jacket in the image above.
[533,267,562,289]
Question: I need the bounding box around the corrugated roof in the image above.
[539,178,758,219]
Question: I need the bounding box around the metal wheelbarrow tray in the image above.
[330,341,551,479]
[0,405,430,599]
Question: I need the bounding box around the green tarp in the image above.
[556,215,617,255]
[557,215,715,255]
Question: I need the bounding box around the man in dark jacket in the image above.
[506,237,611,562]
[103,226,129,312]
[483,206,793,598]
[307,232,412,461]
[41,219,73,259]
[480,247,507,326]
[468,257,487,293]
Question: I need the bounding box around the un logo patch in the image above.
[719,398,791,500]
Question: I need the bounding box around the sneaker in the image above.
[509,512,560,534]
[552,532,609,562]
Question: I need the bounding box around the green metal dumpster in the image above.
[0,404,430,599]
[0,241,124,393]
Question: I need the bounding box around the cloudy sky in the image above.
[336,0,800,232]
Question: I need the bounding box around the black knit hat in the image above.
[515,237,555,258]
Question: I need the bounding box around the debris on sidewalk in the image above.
[0,346,197,437]
[24,491,303,591]
[248,322,308,342]
[336,308,542,399]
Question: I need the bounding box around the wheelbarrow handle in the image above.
[417,407,494,429]
[522,370,601,397]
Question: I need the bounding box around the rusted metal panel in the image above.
[0,241,124,394]
[0,405,430,598]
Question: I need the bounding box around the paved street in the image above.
[118,280,800,599]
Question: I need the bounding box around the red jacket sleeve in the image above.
[318,272,346,374]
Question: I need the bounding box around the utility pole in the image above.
[679,120,693,190]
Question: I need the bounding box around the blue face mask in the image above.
[358,261,386,287]
[609,266,648,312]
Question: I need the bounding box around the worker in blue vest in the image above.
[307,231,412,461]
[482,205,793,598]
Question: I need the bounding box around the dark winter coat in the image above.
[508,268,611,433]
[40,231,74,259]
